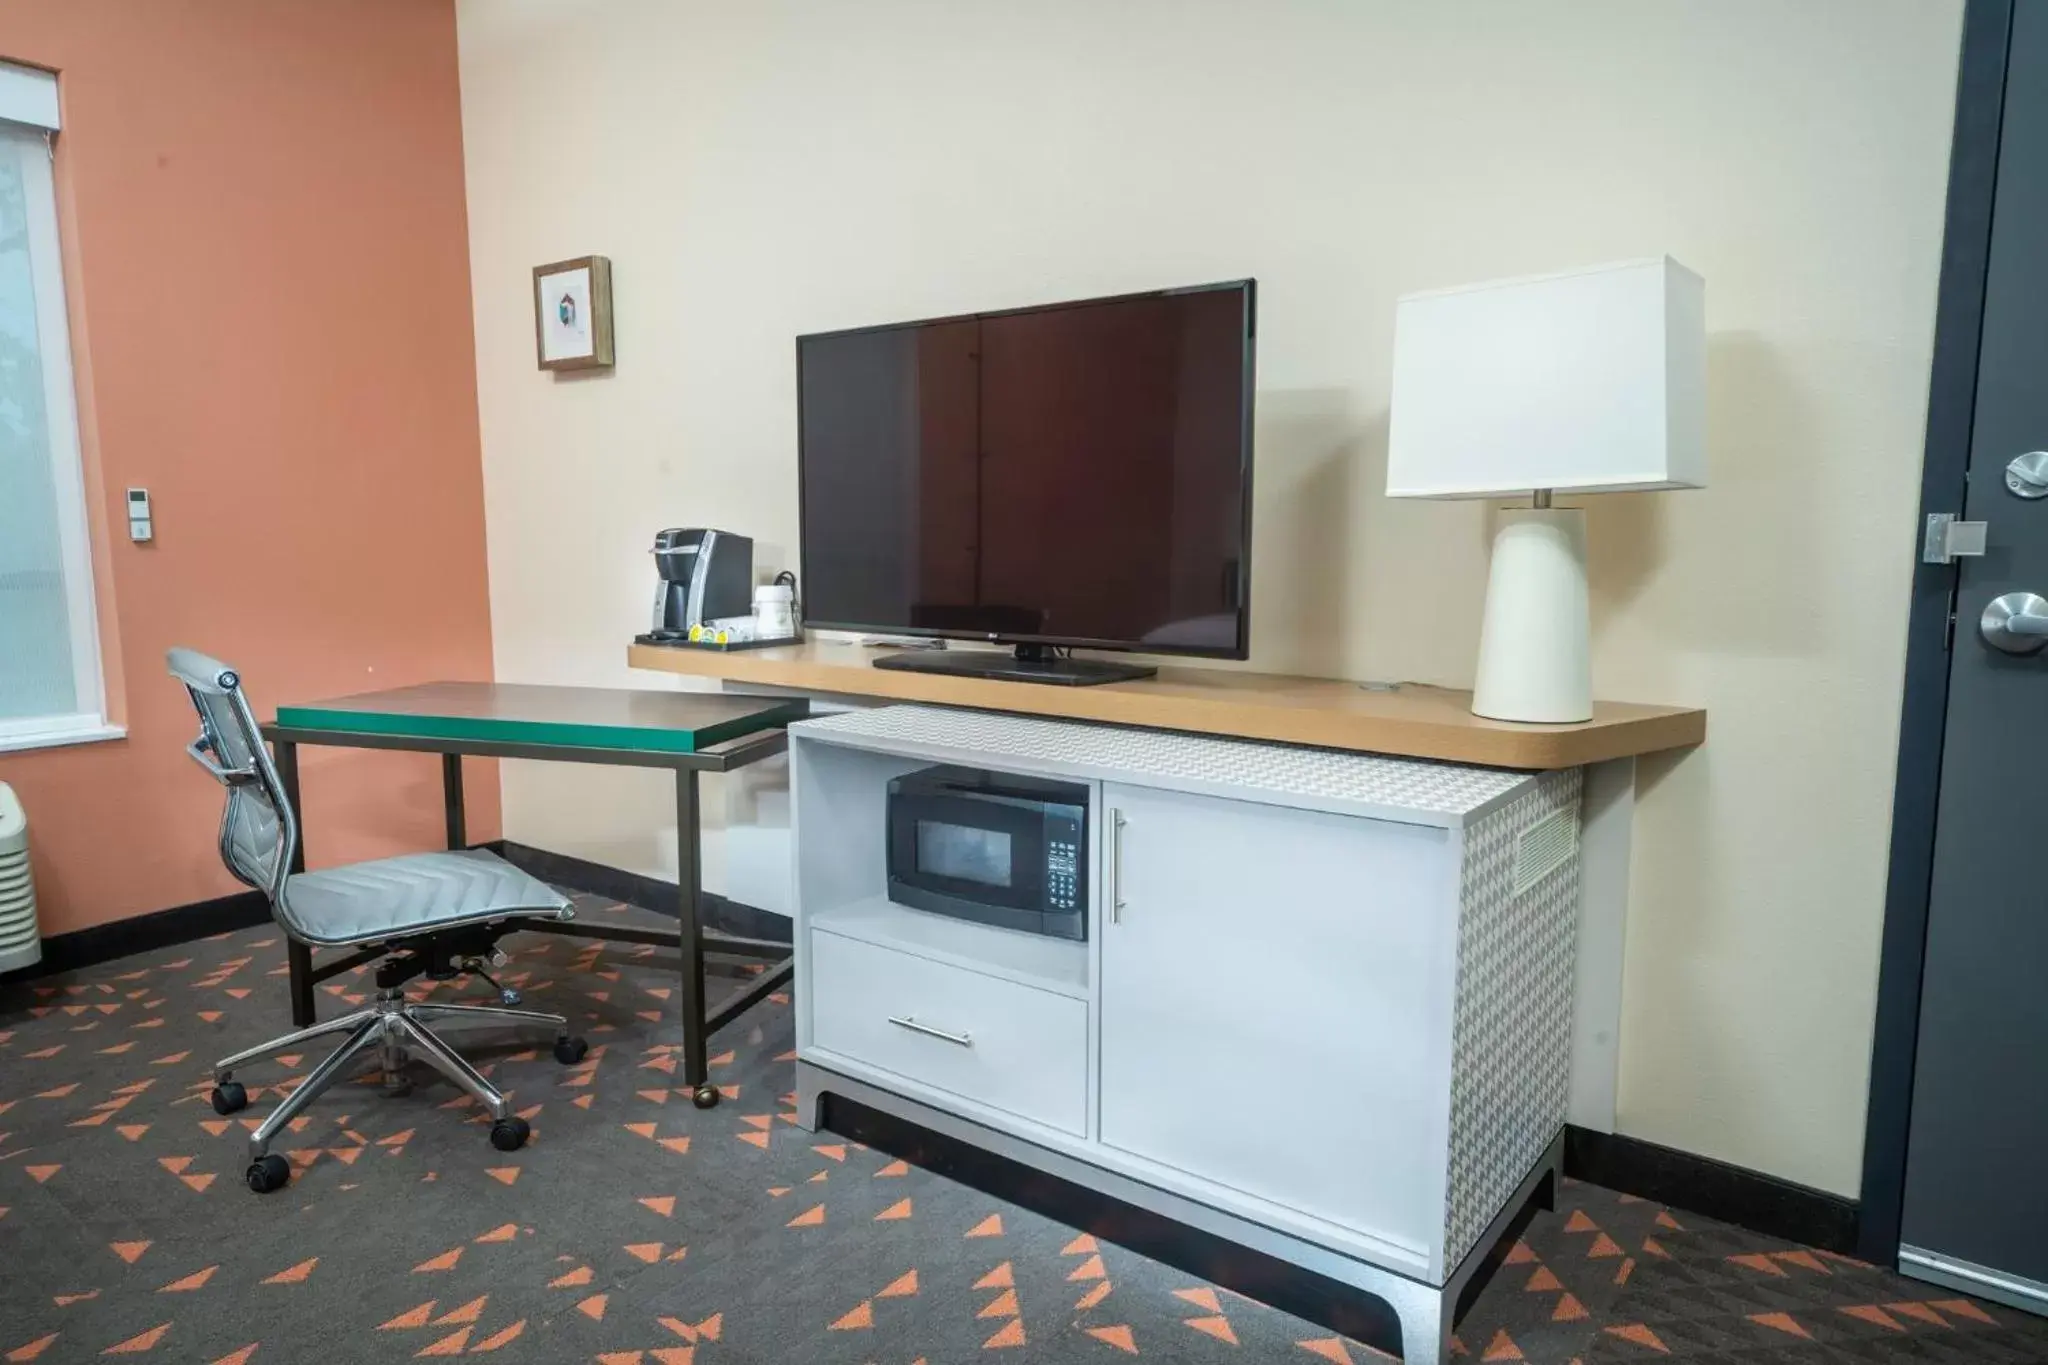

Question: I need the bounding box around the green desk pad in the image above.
[273,682,804,755]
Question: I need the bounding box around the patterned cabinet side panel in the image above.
[1442,767,1582,1270]
[794,705,1531,820]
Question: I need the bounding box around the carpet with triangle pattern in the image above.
[2,893,2043,1364]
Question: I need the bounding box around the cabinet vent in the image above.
[1512,808,1578,896]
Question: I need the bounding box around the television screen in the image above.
[797,281,1255,658]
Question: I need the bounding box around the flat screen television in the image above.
[797,280,1255,686]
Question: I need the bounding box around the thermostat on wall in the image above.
[127,488,152,543]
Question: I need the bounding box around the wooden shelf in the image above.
[628,639,1704,770]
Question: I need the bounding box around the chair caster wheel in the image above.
[490,1117,531,1152]
[246,1154,291,1194]
[211,1081,248,1115]
[553,1035,588,1065]
[691,1084,719,1110]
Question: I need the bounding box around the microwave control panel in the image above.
[1046,813,1082,912]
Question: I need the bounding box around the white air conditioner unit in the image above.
[0,782,39,974]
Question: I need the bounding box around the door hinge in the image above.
[1924,513,1988,564]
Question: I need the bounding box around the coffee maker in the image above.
[649,528,754,640]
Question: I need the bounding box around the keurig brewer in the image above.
[648,528,754,640]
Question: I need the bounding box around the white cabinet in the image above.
[789,703,1584,1365]
[1097,782,1457,1264]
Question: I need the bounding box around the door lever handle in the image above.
[1982,592,2048,654]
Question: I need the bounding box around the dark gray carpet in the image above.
[1,894,2039,1364]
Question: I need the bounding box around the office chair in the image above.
[169,648,588,1194]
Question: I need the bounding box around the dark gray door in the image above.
[1901,0,2048,1312]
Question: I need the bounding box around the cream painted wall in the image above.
[456,0,1961,1195]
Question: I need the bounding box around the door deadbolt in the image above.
[2008,451,2048,499]
[1981,591,2048,654]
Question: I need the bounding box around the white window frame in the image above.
[0,64,117,753]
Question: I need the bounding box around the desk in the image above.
[264,682,806,1108]
[626,639,1704,769]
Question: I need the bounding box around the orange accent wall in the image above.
[0,0,499,935]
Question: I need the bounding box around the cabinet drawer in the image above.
[808,928,1088,1136]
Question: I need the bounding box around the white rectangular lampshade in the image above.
[1386,257,1706,498]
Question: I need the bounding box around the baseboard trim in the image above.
[0,887,274,984]
[493,839,793,944]
[1564,1126,1859,1254]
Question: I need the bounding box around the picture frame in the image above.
[533,255,614,371]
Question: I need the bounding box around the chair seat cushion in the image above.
[280,849,573,947]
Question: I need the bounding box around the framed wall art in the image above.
[533,255,614,371]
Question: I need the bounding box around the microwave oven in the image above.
[885,765,1088,940]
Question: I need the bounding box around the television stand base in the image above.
[872,645,1156,687]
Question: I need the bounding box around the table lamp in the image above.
[1386,257,1706,723]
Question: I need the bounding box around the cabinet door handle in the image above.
[887,1015,973,1047]
[1109,809,1127,924]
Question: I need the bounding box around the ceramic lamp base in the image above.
[1471,507,1592,723]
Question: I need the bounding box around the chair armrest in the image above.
[187,736,257,784]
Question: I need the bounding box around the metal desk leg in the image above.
[274,739,316,1029]
[677,768,716,1108]
[442,752,466,850]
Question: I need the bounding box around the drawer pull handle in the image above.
[887,1015,973,1047]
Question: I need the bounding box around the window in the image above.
[0,62,110,752]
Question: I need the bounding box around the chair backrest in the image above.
[168,649,297,910]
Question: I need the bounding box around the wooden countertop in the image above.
[626,640,1704,770]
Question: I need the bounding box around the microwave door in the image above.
[887,791,1049,932]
